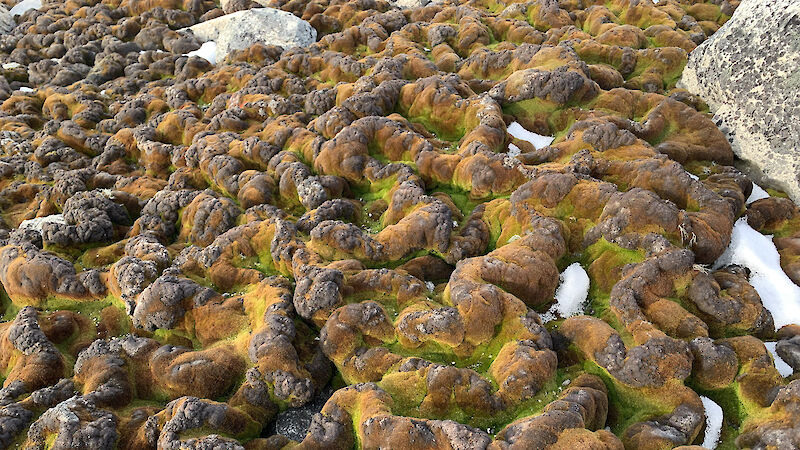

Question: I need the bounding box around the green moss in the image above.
[411,114,466,143]
[42,240,107,263]
[686,376,777,448]
[232,252,279,280]
[508,365,586,420]
[689,385,743,446]
[0,285,18,321]
[384,339,458,370]
[582,360,676,434]
[503,100,559,135]
[765,188,789,198]
[31,295,129,330]
[380,318,531,381]
[184,273,218,291]
[351,174,399,203]
[44,432,57,449]
[153,328,202,350]
[380,365,574,432]
[581,239,645,342]
[78,242,126,269]
[358,203,385,234]
[585,238,643,264]
[429,187,484,218]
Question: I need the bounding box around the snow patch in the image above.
[542,263,590,322]
[747,183,770,205]
[713,217,800,329]
[18,214,65,233]
[507,122,554,150]
[19,86,33,92]
[700,396,722,449]
[686,171,699,180]
[425,281,435,292]
[9,0,41,15]
[507,143,521,158]
[185,41,217,65]
[765,341,793,377]
[2,62,21,69]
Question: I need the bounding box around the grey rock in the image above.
[0,379,76,447]
[0,404,34,447]
[679,0,800,202]
[0,5,14,35]
[27,396,118,450]
[268,385,333,441]
[0,0,41,34]
[9,306,58,356]
[184,8,316,61]
[220,0,259,14]
[17,214,66,235]
[153,397,245,450]
[41,190,129,246]
[777,336,800,373]
[132,275,218,331]
[394,0,445,8]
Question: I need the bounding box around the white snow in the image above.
[507,143,521,158]
[765,341,794,377]
[18,214,65,233]
[686,171,699,180]
[700,396,722,449]
[19,86,33,92]
[2,62,21,69]
[541,263,590,322]
[425,281,435,292]
[185,41,217,65]
[713,217,800,329]
[507,122,554,150]
[747,183,770,205]
[9,0,40,15]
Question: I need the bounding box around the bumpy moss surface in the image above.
[0,0,799,448]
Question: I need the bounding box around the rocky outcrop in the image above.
[184,8,316,60]
[680,0,800,202]
[0,0,41,34]
[2,0,800,447]
[390,0,442,9]
[0,5,13,34]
